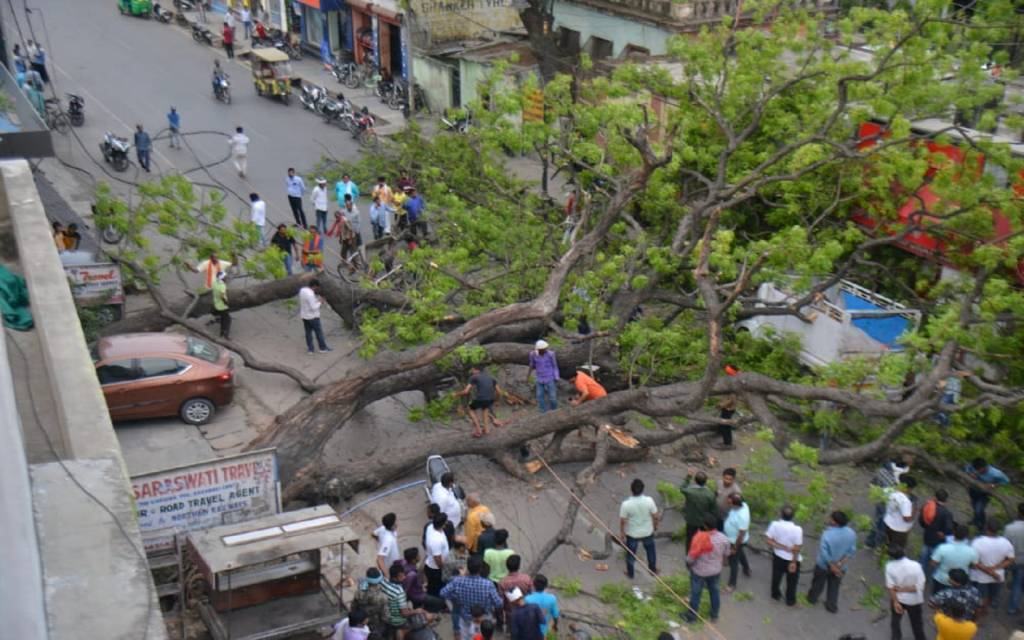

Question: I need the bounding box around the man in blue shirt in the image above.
[369,194,390,239]
[133,124,152,173]
[402,186,427,237]
[440,556,503,639]
[524,574,559,637]
[723,493,751,591]
[335,173,360,204]
[964,457,1009,530]
[807,510,857,613]
[286,168,308,228]
[930,523,979,593]
[166,107,181,149]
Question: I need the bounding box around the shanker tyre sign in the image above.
[130,449,281,554]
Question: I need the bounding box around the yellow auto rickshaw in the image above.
[251,48,292,105]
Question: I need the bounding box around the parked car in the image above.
[91,333,234,425]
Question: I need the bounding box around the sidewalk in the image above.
[177,8,407,136]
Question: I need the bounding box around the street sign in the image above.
[63,262,125,306]
[130,449,281,554]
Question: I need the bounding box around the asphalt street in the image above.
[9,0,364,225]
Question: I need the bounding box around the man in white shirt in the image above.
[765,505,803,606]
[423,513,449,597]
[374,512,401,575]
[240,6,253,39]
[188,252,232,292]
[430,471,461,529]
[883,475,917,547]
[249,192,267,245]
[298,279,331,354]
[1006,503,1024,615]
[229,126,249,178]
[618,478,659,579]
[312,177,330,233]
[970,518,1015,620]
[224,9,235,30]
[885,544,926,640]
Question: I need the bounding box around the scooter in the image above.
[322,94,354,130]
[213,75,231,104]
[66,93,84,127]
[100,132,131,172]
[191,23,213,45]
[152,3,172,22]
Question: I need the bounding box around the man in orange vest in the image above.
[301,226,324,272]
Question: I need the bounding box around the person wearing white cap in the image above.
[507,586,546,640]
[527,339,559,412]
[311,177,330,233]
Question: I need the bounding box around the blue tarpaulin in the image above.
[841,291,909,348]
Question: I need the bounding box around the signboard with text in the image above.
[409,0,523,43]
[131,449,280,554]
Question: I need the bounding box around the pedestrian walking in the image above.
[211,271,231,339]
[249,193,267,245]
[619,478,659,579]
[885,544,927,640]
[453,365,509,437]
[440,556,502,638]
[527,340,558,412]
[723,493,751,592]
[931,524,978,594]
[507,587,545,640]
[222,22,235,58]
[311,177,329,232]
[919,488,955,585]
[929,569,981,622]
[335,173,360,203]
[683,513,731,623]
[298,279,331,354]
[807,510,857,613]
[968,517,1015,621]
[883,475,917,547]
[285,168,308,228]
[133,125,152,172]
[866,455,913,548]
[964,458,1009,530]
[270,224,298,275]
[424,512,450,597]
[430,471,462,528]
[167,107,182,149]
[765,505,803,606]
[1005,502,1024,615]
[716,467,741,530]
[680,468,717,552]
[229,126,249,178]
[241,6,253,38]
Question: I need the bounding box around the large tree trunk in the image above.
[101,273,408,336]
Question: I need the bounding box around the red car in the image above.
[92,333,234,425]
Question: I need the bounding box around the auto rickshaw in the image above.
[118,0,153,16]
[251,48,292,105]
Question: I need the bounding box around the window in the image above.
[138,358,185,379]
[187,337,220,363]
[557,27,580,53]
[96,360,139,385]
[585,36,614,60]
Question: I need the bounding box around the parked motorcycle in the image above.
[191,24,213,45]
[152,3,172,22]
[66,93,85,127]
[173,0,195,10]
[299,84,330,115]
[441,108,472,133]
[100,132,131,172]
[213,75,231,104]
[275,39,303,60]
[322,94,355,130]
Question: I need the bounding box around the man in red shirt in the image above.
[570,366,607,440]
[222,23,234,58]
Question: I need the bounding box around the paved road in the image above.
[12,0,363,225]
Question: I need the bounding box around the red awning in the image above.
[296,0,321,7]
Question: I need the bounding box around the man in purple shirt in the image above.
[401,547,445,612]
[527,339,559,412]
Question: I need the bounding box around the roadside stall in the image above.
[187,505,358,640]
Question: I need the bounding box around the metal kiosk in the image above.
[187,505,358,640]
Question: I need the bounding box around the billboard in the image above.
[63,263,125,306]
[409,0,523,43]
[131,449,280,554]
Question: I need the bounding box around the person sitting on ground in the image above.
[453,365,510,437]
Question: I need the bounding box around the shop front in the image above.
[294,0,353,62]
[346,0,404,78]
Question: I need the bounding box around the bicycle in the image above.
[44,98,70,133]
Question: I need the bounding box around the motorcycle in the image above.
[173,0,195,10]
[274,39,303,60]
[191,24,213,45]
[441,108,472,133]
[322,94,355,130]
[352,107,377,147]
[66,93,85,127]
[213,75,231,104]
[152,3,172,22]
[299,84,329,115]
[100,132,131,172]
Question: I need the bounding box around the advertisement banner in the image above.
[131,449,280,554]
[63,263,125,305]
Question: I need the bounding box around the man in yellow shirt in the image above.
[934,601,977,640]
[464,493,492,553]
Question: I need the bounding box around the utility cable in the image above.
[533,452,730,640]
